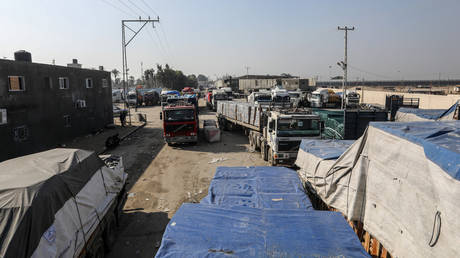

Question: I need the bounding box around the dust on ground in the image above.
[69,99,267,257]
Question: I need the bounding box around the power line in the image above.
[117,0,141,17]
[153,27,170,61]
[348,65,395,80]
[140,0,159,16]
[100,0,134,17]
[146,26,168,63]
[127,0,150,17]
[158,23,174,58]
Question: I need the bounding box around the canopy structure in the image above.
[395,100,459,122]
[156,167,369,257]
[0,148,126,258]
[296,121,460,258]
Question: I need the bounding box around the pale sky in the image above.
[1,0,459,81]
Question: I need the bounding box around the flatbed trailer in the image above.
[217,101,322,166]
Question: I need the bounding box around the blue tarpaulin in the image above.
[201,166,312,210]
[156,203,369,258]
[299,139,355,160]
[372,121,460,180]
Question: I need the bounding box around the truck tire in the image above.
[249,135,255,151]
[261,142,268,161]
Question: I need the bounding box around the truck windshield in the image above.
[273,96,290,102]
[311,94,320,100]
[255,95,271,102]
[214,94,228,100]
[277,119,320,137]
[165,109,195,122]
[289,93,300,98]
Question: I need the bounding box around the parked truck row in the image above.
[216,101,323,166]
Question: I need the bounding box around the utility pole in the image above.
[338,26,355,110]
[141,61,144,83]
[122,16,160,125]
[245,66,250,78]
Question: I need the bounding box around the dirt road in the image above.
[94,100,267,257]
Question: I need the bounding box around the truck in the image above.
[126,90,137,106]
[345,91,360,107]
[216,101,322,166]
[160,101,198,145]
[247,90,272,106]
[211,89,230,111]
[310,88,341,108]
[206,90,213,109]
[271,86,291,108]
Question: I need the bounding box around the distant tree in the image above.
[129,76,135,87]
[144,68,155,88]
[280,73,292,78]
[197,74,208,82]
[112,69,120,80]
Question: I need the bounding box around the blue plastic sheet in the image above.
[371,121,460,180]
[156,203,369,258]
[201,166,312,210]
[299,139,355,160]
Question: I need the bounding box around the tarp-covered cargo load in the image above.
[216,101,263,128]
[295,121,460,258]
[155,203,370,258]
[296,139,355,184]
[395,100,459,122]
[0,148,127,258]
[201,166,313,210]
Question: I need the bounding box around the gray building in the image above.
[238,75,316,94]
[0,52,113,161]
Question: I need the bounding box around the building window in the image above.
[59,77,69,89]
[0,109,7,125]
[13,126,28,142]
[76,99,87,108]
[85,78,93,88]
[102,78,108,88]
[8,76,26,91]
[63,115,71,127]
[45,77,53,89]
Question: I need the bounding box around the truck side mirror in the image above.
[160,112,162,120]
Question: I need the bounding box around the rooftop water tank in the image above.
[14,50,32,62]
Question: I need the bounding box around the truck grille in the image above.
[278,140,301,152]
[165,124,195,135]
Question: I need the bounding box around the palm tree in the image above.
[111,69,120,80]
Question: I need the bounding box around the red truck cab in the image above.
[160,103,198,145]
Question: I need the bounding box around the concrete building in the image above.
[0,51,113,161]
[238,75,316,94]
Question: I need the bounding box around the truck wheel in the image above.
[261,142,268,161]
[249,135,254,151]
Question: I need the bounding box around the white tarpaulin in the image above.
[395,100,459,122]
[0,149,126,258]
[296,121,460,258]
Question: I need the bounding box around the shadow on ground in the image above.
[107,211,170,258]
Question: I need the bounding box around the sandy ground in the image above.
[70,99,266,257]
